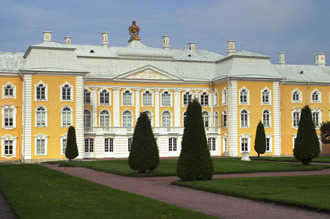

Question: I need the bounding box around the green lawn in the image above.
[0,165,214,219]
[251,156,330,163]
[48,158,329,177]
[173,175,330,211]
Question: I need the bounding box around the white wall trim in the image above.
[2,81,16,99]
[34,81,48,102]
[1,135,17,158]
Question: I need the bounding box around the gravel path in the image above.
[0,191,16,219]
[42,164,330,219]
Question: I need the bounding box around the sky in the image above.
[1,0,330,65]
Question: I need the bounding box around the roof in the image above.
[0,52,24,72]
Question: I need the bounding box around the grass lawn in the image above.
[0,165,214,219]
[48,158,329,177]
[251,156,330,163]
[173,175,330,212]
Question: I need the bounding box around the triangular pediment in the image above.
[116,65,182,81]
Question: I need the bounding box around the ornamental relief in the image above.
[125,69,171,80]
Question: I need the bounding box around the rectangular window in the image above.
[128,138,133,151]
[84,91,91,104]
[36,139,45,155]
[4,108,14,127]
[62,139,67,154]
[123,92,132,105]
[266,138,270,152]
[162,93,171,106]
[169,137,177,151]
[105,138,114,152]
[207,137,216,151]
[84,138,94,153]
[143,92,152,106]
[4,140,13,155]
[241,138,248,152]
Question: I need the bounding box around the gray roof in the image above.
[0,52,24,72]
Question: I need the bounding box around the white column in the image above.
[135,88,141,120]
[174,88,181,127]
[76,76,84,159]
[273,81,281,155]
[113,87,120,127]
[155,89,160,127]
[23,74,32,161]
[228,80,238,156]
[92,87,98,127]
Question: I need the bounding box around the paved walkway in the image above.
[0,191,16,219]
[43,164,330,219]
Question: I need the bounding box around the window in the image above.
[62,84,71,101]
[62,138,67,155]
[4,140,13,155]
[208,137,216,151]
[36,106,46,127]
[4,108,14,127]
[312,90,321,103]
[143,91,152,106]
[240,110,249,128]
[222,110,227,128]
[169,137,177,151]
[105,138,114,152]
[201,92,209,106]
[222,89,227,105]
[214,111,219,128]
[84,89,91,104]
[1,135,17,157]
[162,111,171,127]
[84,110,91,128]
[241,137,249,152]
[123,90,132,106]
[312,110,321,128]
[214,91,219,106]
[100,110,110,128]
[293,111,300,128]
[262,110,271,128]
[36,139,46,155]
[202,111,209,128]
[292,89,301,103]
[239,88,248,104]
[128,137,133,151]
[100,89,110,105]
[266,137,271,152]
[62,107,72,127]
[223,136,228,152]
[183,111,187,127]
[85,138,94,153]
[36,83,46,100]
[183,92,193,105]
[162,91,171,106]
[3,83,14,98]
[123,111,132,127]
[262,89,270,105]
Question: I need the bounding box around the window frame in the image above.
[105,138,114,153]
[262,109,271,128]
[35,81,48,101]
[2,105,16,130]
[239,87,249,105]
[292,108,301,129]
[1,135,17,158]
[84,89,91,105]
[161,90,172,107]
[60,134,68,155]
[200,92,209,106]
[311,89,321,104]
[240,109,249,128]
[61,106,73,127]
[222,88,227,105]
[142,90,153,107]
[2,82,16,99]
[221,110,227,128]
[99,110,110,128]
[35,106,47,127]
[292,89,302,103]
[261,87,271,105]
[60,82,73,102]
[240,135,251,153]
[183,91,193,106]
[169,137,177,152]
[34,134,48,156]
[207,137,216,151]
[122,89,134,106]
[99,89,111,106]
[122,110,133,127]
[161,111,172,128]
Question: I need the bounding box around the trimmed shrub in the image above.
[294,105,320,165]
[128,112,159,173]
[65,126,79,161]
[254,121,266,157]
[177,99,214,181]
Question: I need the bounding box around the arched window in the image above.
[162,111,171,127]
[162,91,171,106]
[202,111,209,128]
[312,90,321,103]
[222,89,227,105]
[84,110,91,128]
[36,106,46,127]
[214,91,219,106]
[62,84,71,101]
[36,84,46,100]
[214,111,219,128]
[262,110,271,127]
[123,90,132,106]
[201,92,209,106]
[123,111,132,127]
[293,111,300,128]
[222,110,227,128]
[240,89,248,104]
[183,92,192,105]
[100,110,110,128]
[62,107,72,126]
[292,90,301,102]
[240,109,249,128]
[262,89,270,104]
[4,84,13,97]
[100,89,110,104]
[143,91,152,106]
[84,89,91,104]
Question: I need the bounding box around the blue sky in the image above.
[1,0,330,64]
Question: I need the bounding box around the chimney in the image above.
[188,42,196,51]
[315,53,326,66]
[227,40,236,56]
[279,51,286,64]
[64,36,72,45]
[43,31,52,42]
[101,32,109,48]
[162,35,170,50]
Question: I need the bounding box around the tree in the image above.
[128,112,159,173]
[65,126,79,161]
[320,121,330,144]
[254,121,266,157]
[294,105,320,165]
[177,99,214,181]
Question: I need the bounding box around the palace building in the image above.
[1,21,330,162]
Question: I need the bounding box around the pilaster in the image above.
[174,88,181,127]
[92,87,98,127]
[76,76,84,158]
[155,88,160,127]
[228,80,238,156]
[135,88,141,120]
[273,81,281,155]
[23,74,32,161]
[113,87,120,127]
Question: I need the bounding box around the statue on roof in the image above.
[128,21,140,42]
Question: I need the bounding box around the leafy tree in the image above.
[129,112,159,173]
[294,105,320,165]
[254,121,266,157]
[320,121,330,144]
[177,99,214,181]
[65,126,79,161]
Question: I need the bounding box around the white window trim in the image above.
[214,110,219,128]
[98,88,111,106]
[262,109,272,128]
[312,108,322,129]
[222,87,227,106]
[265,134,273,153]
[121,89,134,106]
[202,110,210,128]
[34,134,48,156]
[104,137,115,153]
[214,89,219,106]
[261,87,272,105]
[161,110,173,127]
[1,135,17,158]
[60,82,74,102]
[142,89,154,107]
[84,109,92,128]
[291,88,302,103]
[292,134,297,149]
[311,89,321,104]
[222,109,227,128]
[161,90,173,107]
[60,134,68,155]
[222,134,228,153]
[182,90,193,107]
[200,90,210,106]
[168,137,178,152]
[2,82,16,99]
[99,109,111,127]
[292,108,301,129]
[240,134,251,153]
[34,81,48,102]
[239,87,250,105]
[2,104,17,130]
[61,106,73,127]
[207,137,217,151]
[35,105,48,127]
[84,89,92,105]
[122,110,134,127]
[240,109,250,128]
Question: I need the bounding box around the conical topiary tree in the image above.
[254,121,266,157]
[129,112,159,173]
[65,126,79,161]
[177,99,214,181]
[294,105,320,165]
